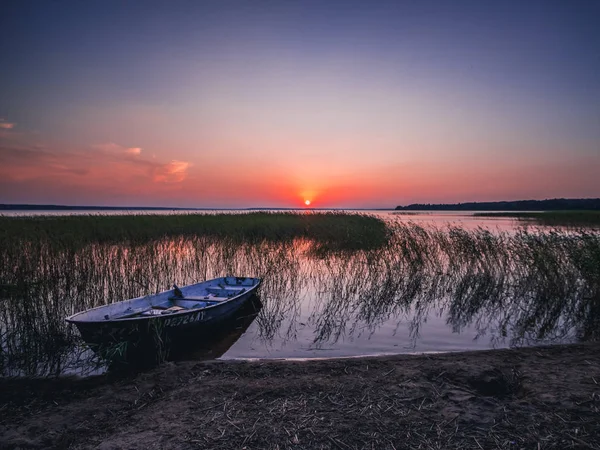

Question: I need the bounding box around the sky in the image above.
[0,0,599,208]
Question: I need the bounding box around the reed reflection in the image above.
[0,222,598,377]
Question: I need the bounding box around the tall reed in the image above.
[1,214,599,377]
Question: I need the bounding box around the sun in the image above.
[304,200,311,206]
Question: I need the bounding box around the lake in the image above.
[1,211,597,377]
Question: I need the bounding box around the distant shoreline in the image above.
[395,198,600,211]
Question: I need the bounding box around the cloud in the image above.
[93,142,121,153]
[153,160,191,183]
[48,163,91,176]
[0,143,91,182]
[94,142,142,156]
[0,130,192,201]
[0,144,53,164]
[0,119,15,130]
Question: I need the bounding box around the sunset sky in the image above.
[1,1,598,208]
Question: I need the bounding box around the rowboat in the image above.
[66,276,261,361]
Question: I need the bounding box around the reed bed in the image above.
[474,210,600,227]
[1,213,599,377]
[0,211,389,250]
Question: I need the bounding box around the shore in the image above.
[472,211,600,227]
[2,344,599,449]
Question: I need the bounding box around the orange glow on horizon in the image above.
[1,132,598,207]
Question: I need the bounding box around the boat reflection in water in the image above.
[98,294,263,370]
[167,294,262,361]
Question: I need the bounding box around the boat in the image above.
[66,276,261,361]
[168,295,263,361]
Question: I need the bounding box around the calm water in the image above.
[1,212,597,377]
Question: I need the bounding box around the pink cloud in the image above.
[0,119,16,130]
[153,160,191,183]
[0,128,200,204]
[94,142,142,156]
[0,135,190,189]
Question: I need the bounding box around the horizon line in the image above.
[1,197,599,211]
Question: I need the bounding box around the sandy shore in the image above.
[1,344,599,449]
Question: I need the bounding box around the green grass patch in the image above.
[0,212,389,251]
[474,211,600,227]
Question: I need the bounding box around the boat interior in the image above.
[69,277,260,322]
[116,286,250,319]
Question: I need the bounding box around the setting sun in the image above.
[304,200,311,206]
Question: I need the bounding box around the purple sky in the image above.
[1,0,598,207]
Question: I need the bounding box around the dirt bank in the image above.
[1,344,599,449]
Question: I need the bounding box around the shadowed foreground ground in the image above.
[1,344,599,449]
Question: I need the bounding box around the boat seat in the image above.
[206,287,245,296]
[169,295,228,302]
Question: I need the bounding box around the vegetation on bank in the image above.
[396,198,600,211]
[0,212,389,250]
[2,213,600,376]
[474,210,600,226]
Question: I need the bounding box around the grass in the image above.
[474,210,600,226]
[0,212,389,251]
[1,214,600,377]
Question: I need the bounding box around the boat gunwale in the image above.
[65,278,261,324]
